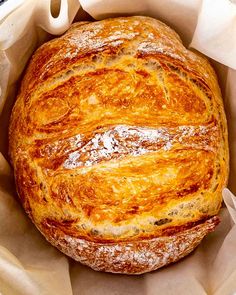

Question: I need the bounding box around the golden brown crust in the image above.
[9,16,229,273]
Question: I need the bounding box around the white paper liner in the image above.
[0,0,236,294]
[190,0,236,69]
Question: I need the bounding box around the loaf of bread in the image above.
[9,16,229,274]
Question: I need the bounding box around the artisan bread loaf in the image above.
[9,16,229,274]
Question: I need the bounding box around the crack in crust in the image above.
[41,216,219,274]
[49,123,218,169]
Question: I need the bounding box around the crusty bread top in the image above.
[9,16,228,243]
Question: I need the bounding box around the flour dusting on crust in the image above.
[63,123,219,169]
[42,216,219,274]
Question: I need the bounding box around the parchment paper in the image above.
[0,0,236,294]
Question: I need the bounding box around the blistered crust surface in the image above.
[9,16,228,272]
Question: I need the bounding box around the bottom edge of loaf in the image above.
[37,215,219,274]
